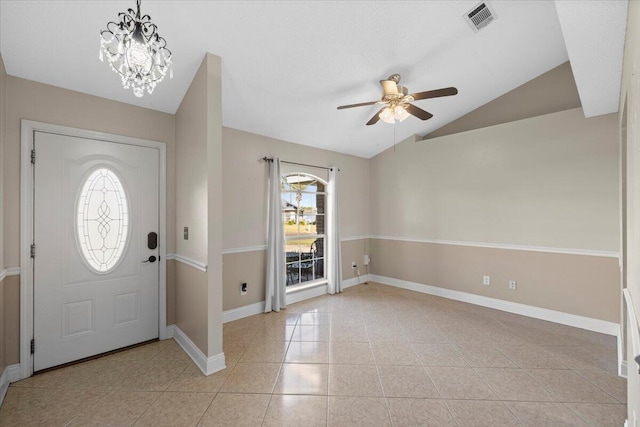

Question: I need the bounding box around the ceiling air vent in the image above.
[464,2,496,32]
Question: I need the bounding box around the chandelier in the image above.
[99,0,173,97]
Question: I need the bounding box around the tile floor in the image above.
[0,282,627,426]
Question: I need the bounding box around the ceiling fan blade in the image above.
[337,101,379,110]
[380,80,399,96]
[405,104,434,121]
[411,87,458,101]
[366,108,386,126]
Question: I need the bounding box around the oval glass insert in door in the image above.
[76,167,129,273]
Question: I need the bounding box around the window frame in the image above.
[281,173,328,293]
[75,166,131,274]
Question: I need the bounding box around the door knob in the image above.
[142,255,157,263]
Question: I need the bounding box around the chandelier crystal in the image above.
[99,0,173,98]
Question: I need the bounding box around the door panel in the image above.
[34,132,159,371]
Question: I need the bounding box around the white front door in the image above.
[33,131,160,371]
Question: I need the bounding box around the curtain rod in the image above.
[262,157,339,171]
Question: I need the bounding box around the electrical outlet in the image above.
[509,280,517,290]
[183,226,189,240]
[483,275,491,285]
[352,262,357,269]
[240,282,247,295]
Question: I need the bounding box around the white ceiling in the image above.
[0,1,627,158]
[554,0,628,118]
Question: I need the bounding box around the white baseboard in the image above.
[221,276,370,324]
[205,352,226,374]
[223,301,266,323]
[221,291,325,325]
[0,364,21,407]
[617,324,626,378]
[342,274,370,289]
[620,360,627,378]
[170,325,226,376]
[165,324,176,338]
[287,283,328,305]
[370,274,620,336]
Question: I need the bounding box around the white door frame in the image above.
[19,120,168,380]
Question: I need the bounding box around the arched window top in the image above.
[76,167,129,273]
[281,173,327,192]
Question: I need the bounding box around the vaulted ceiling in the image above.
[0,1,627,158]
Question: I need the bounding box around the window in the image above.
[76,167,129,273]
[282,174,326,288]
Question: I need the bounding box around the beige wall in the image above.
[175,60,209,263]
[174,56,211,355]
[222,238,369,312]
[426,61,581,139]
[620,0,640,418]
[223,251,267,311]
[222,127,370,250]
[205,54,224,358]
[1,53,6,273]
[3,275,19,366]
[220,127,370,312]
[4,76,176,268]
[166,260,176,325]
[369,107,620,324]
[371,108,619,252]
[1,52,7,376]
[370,239,619,322]
[174,262,208,353]
[0,42,625,400]
[2,71,177,372]
[174,53,224,358]
[341,239,370,282]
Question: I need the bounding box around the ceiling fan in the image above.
[337,74,458,126]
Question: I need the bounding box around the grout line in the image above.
[129,387,164,425]
[4,284,625,425]
[369,338,395,426]
[192,392,217,426]
[502,400,529,426]
[439,399,463,427]
[572,369,626,404]
[260,393,275,427]
[561,401,599,426]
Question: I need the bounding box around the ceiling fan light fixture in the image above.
[337,74,457,126]
[99,0,173,98]
[379,105,409,124]
[379,107,396,124]
[394,105,409,122]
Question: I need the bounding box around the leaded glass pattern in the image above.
[76,168,129,273]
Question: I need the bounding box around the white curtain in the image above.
[327,167,343,294]
[265,158,286,312]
